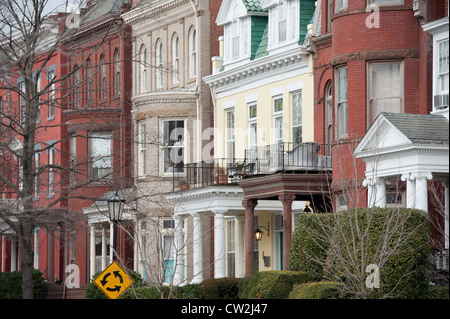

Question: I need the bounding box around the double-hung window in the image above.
[48,70,55,120]
[325,83,333,144]
[336,67,348,139]
[140,45,148,93]
[19,81,25,126]
[226,110,235,160]
[248,103,257,149]
[138,121,146,177]
[189,29,197,78]
[90,132,112,180]
[278,1,287,43]
[368,62,403,124]
[156,41,163,88]
[172,35,179,85]
[336,0,348,12]
[162,120,185,174]
[227,219,236,278]
[273,96,283,144]
[291,91,302,144]
[48,143,55,197]
[438,39,449,95]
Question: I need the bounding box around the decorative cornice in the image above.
[204,47,308,91]
[122,0,192,26]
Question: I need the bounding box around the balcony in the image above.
[172,142,332,192]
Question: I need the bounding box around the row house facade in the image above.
[307,0,448,263]
[64,0,135,285]
[122,0,223,285]
[0,17,70,282]
[166,0,321,282]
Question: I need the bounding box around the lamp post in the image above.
[107,190,125,261]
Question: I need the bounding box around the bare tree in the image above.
[0,0,134,299]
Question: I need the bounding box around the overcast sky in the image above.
[44,0,83,15]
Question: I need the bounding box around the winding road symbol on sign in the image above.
[94,261,134,299]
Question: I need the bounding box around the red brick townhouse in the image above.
[306,0,448,257]
[0,15,70,283]
[62,0,135,286]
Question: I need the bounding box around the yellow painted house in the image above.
[167,0,327,283]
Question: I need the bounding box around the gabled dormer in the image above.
[217,0,268,69]
[261,0,315,55]
[217,0,315,71]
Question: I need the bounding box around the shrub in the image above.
[175,283,200,299]
[198,278,242,299]
[0,269,45,299]
[289,208,432,299]
[84,267,146,299]
[288,281,341,299]
[427,285,449,299]
[239,271,312,299]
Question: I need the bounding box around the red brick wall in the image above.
[313,0,438,209]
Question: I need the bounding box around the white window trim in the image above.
[226,109,235,159]
[160,119,186,177]
[138,121,147,178]
[273,95,284,144]
[291,90,302,144]
[172,35,179,85]
[90,132,113,180]
[248,103,257,149]
[335,66,348,140]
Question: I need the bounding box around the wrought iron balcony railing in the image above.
[172,142,332,192]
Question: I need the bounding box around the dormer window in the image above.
[266,0,299,51]
[232,18,240,59]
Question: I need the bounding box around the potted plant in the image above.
[215,166,228,185]
[179,179,189,190]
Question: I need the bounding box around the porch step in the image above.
[45,283,86,299]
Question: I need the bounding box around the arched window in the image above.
[114,49,120,96]
[156,39,163,88]
[189,28,196,78]
[73,64,80,108]
[325,81,333,144]
[99,54,106,100]
[140,45,147,93]
[86,59,93,107]
[172,34,179,84]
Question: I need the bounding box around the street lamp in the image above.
[107,190,125,261]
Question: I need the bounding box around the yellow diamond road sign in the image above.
[94,261,134,299]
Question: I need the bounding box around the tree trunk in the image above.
[20,222,35,299]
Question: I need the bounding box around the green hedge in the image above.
[239,271,312,299]
[427,285,449,299]
[289,208,432,299]
[0,269,46,299]
[197,278,242,299]
[288,281,341,299]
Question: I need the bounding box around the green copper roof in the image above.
[242,0,267,13]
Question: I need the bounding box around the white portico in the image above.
[355,112,449,249]
[166,185,285,284]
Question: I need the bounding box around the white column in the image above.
[402,174,417,209]
[109,221,114,263]
[90,224,96,278]
[415,173,432,213]
[11,238,16,272]
[235,215,245,278]
[173,215,184,286]
[191,212,203,284]
[444,181,449,250]
[375,178,387,208]
[363,178,375,208]
[213,210,226,279]
[133,219,138,272]
[102,224,107,270]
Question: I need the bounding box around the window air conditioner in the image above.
[434,94,449,110]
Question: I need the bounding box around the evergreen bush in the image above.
[289,208,432,299]
[288,281,341,299]
[238,271,312,299]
